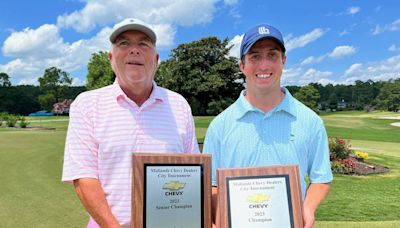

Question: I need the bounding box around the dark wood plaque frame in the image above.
[132,153,212,228]
[217,165,303,228]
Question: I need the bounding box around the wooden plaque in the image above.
[132,153,212,228]
[217,165,303,228]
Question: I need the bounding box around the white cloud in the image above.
[340,55,400,84]
[339,30,349,36]
[371,18,400,35]
[300,55,326,65]
[328,45,356,58]
[71,77,85,86]
[224,0,239,6]
[345,63,362,75]
[285,28,327,52]
[282,67,333,86]
[0,25,110,85]
[347,6,360,15]
[57,0,216,32]
[388,44,400,52]
[388,18,400,31]
[301,45,356,66]
[2,24,65,59]
[227,34,243,60]
[1,0,229,85]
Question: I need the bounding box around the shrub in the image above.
[341,158,356,174]
[330,158,357,174]
[329,137,352,161]
[18,116,29,128]
[6,115,18,127]
[330,160,345,174]
[0,112,9,126]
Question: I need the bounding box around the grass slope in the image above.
[0,111,399,227]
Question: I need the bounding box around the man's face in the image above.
[240,38,286,96]
[109,30,159,92]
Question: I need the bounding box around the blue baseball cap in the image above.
[240,24,285,59]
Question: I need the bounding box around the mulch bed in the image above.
[349,156,390,175]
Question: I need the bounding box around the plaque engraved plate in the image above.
[217,165,303,228]
[132,153,211,228]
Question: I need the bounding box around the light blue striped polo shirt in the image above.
[203,88,333,199]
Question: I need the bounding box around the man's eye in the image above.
[268,52,278,60]
[117,40,130,46]
[139,41,151,47]
[251,54,260,60]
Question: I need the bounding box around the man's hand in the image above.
[74,178,121,228]
[302,204,315,228]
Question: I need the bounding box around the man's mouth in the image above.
[256,73,272,78]
[126,61,144,66]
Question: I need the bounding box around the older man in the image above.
[62,18,199,228]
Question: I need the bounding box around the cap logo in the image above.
[258,26,270,35]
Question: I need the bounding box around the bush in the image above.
[6,115,18,127]
[0,112,9,126]
[18,116,29,128]
[330,158,357,174]
[329,137,352,161]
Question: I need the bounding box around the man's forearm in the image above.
[211,186,219,227]
[74,178,121,228]
[303,183,331,228]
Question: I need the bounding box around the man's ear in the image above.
[282,54,286,65]
[108,51,112,61]
[239,59,245,72]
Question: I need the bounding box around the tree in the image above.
[0,85,40,115]
[0,72,11,87]
[375,79,400,112]
[328,92,338,110]
[155,36,244,115]
[294,85,320,113]
[38,67,72,111]
[86,51,115,90]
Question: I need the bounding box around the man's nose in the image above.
[129,44,140,55]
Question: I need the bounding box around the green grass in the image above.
[321,111,400,143]
[0,118,87,227]
[0,111,399,227]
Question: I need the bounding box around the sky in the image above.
[0,0,399,86]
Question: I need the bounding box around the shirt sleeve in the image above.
[62,96,99,182]
[183,101,200,154]
[202,120,221,186]
[307,119,333,184]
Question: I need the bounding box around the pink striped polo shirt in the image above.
[62,81,199,227]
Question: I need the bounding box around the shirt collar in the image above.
[112,80,164,104]
[234,87,297,120]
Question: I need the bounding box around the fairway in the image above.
[0,111,399,227]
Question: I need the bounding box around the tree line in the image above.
[1,37,399,116]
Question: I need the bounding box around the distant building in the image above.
[337,99,348,109]
[52,99,73,115]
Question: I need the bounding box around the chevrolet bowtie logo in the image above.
[247,193,271,203]
[163,181,186,190]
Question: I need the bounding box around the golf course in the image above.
[0,111,399,227]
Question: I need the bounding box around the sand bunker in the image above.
[391,122,400,127]
[375,116,400,127]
